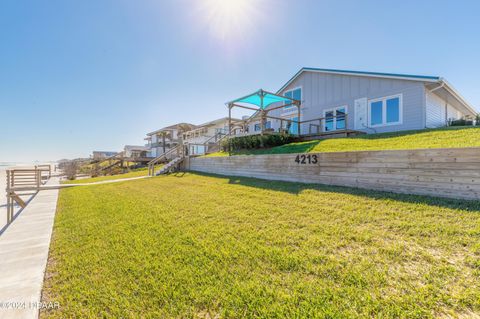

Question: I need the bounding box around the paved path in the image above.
[52,175,151,187]
[0,176,60,319]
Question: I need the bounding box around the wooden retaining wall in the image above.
[187,148,480,200]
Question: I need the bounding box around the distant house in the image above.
[92,151,118,160]
[183,117,241,155]
[145,123,196,158]
[123,145,149,159]
[247,68,476,135]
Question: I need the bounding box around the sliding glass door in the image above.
[324,106,347,131]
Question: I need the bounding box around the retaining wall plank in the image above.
[188,148,480,200]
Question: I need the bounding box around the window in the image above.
[368,95,402,127]
[254,121,271,131]
[284,87,301,109]
[370,101,383,126]
[324,106,347,131]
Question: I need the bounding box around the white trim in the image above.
[304,69,439,83]
[323,105,348,131]
[283,86,302,109]
[368,94,403,128]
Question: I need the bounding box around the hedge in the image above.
[221,133,294,151]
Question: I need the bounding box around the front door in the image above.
[354,98,367,130]
[324,107,346,131]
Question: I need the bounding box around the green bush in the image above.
[221,133,294,151]
[449,117,474,126]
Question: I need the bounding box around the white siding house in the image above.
[183,117,240,155]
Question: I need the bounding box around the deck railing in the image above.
[226,113,350,137]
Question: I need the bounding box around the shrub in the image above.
[221,133,294,151]
[448,117,474,127]
[63,161,80,180]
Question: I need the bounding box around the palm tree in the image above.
[157,131,171,154]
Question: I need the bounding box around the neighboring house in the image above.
[248,68,476,135]
[92,151,118,160]
[145,123,196,158]
[183,117,241,155]
[123,145,150,159]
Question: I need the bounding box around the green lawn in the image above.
[42,173,480,318]
[63,167,149,184]
[205,126,480,157]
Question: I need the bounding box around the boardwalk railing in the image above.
[5,166,51,225]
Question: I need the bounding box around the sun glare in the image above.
[196,0,261,41]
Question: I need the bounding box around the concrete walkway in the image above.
[53,174,151,187]
[0,176,60,319]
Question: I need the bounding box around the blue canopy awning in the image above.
[228,89,298,109]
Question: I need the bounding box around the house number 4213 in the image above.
[295,154,318,164]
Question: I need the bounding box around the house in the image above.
[123,145,150,159]
[182,117,241,155]
[246,68,476,135]
[145,123,196,158]
[92,151,118,160]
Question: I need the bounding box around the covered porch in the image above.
[226,89,362,139]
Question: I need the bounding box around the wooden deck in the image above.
[296,129,365,141]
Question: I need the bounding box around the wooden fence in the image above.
[187,148,480,200]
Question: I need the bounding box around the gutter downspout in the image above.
[429,81,445,93]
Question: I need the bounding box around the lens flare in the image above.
[196,0,261,41]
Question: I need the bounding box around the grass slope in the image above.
[205,126,480,157]
[42,173,480,318]
[63,167,149,184]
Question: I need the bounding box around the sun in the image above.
[196,0,260,41]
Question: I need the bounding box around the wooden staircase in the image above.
[91,152,125,176]
[153,156,184,175]
[148,145,185,176]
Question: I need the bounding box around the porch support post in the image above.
[228,103,232,156]
[260,90,265,135]
[297,102,301,136]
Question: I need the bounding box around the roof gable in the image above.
[277,67,441,94]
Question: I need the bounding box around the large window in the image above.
[368,95,402,127]
[284,87,301,109]
[254,121,271,131]
[324,106,347,131]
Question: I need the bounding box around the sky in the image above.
[0,0,479,162]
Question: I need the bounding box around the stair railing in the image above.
[195,128,236,155]
[92,151,125,176]
[147,145,182,176]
